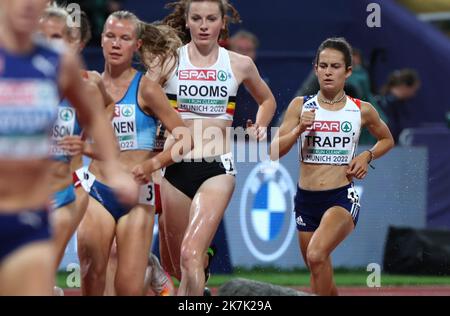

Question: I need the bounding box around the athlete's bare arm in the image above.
[270,97,314,160]
[59,51,138,204]
[346,101,394,179]
[87,70,115,109]
[145,55,178,86]
[58,77,115,160]
[231,52,276,139]
[80,71,116,158]
[132,77,193,184]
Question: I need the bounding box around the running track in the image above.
[63,286,450,296]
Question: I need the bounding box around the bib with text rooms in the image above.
[177,69,231,115]
[299,96,361,165]
[166,45,238,121]
[112,103,138,151]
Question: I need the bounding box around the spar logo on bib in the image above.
[341,121,352,133]
[121,105,133,117]
[179,69,217,81]
[240,161,296,262]
[308,121,340,132]
[218,70,227,82]
[114,104,134,118]
[59,108,74,122]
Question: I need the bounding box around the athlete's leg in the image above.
[0,241,54,295]
[103,239,117,296]
[77,197,115,295]
[298,231,317,294]
[177,175,235,296]
[160,177,191,281]
[114,204,154,296]
[306,206,354,296]
[52,189,88,271]
[74,187,89,227]
[157,213,176,278]
[52,202,76,270]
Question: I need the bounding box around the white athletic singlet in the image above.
[164,44,239,121]
[299,95,362,166]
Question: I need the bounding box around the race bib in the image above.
[139,182,155,206]
[178,98,228,115]
[75,167,96,193]
[112,104,138,151]
[50,107,76,157]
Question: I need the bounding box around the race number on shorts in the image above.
[75,167,96,193]
[139,182,155,206]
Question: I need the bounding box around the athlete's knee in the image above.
[180,246,202,272]
[79,255,106,281]
[306,248,328,270]
[77,244,106,281]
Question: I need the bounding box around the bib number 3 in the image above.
[139,182,155,206]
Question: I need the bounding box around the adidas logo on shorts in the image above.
[296,215,306,227]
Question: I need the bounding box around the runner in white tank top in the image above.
[271,38,394,296]
[165,44,239,121]
[154,0,276,296]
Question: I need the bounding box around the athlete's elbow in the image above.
[385,134,395,150]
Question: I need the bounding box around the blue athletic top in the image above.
[0,39,61,160]
[112,71,157,151]
[50,99,83,162]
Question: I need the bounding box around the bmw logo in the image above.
[240,161,297,262]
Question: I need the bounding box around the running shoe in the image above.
[146,253,175,296]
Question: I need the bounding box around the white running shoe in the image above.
[145,253,175,296]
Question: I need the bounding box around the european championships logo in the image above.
[240,161,297,262]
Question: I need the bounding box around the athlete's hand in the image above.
[346,153,370,180]
[246,119,267,141]
[58,136,85,156]
[105,163,139,206]
[297,109,315,135]
[131,159,159,185]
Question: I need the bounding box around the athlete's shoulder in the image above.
[303,94,317,103]
[228,49,253,66]
[292,96,305,106]
[139,74,160,97]
[288,96,304,114]
[85,70,103,85]
[301,94,319,112]
[359,100,377,118]
[347,95,363,109]
[83,77,101,95]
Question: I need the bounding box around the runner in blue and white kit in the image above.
[271,37,394,296]
[76,11,192,296]
[0,0,137,296]
[39,7,116,294]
